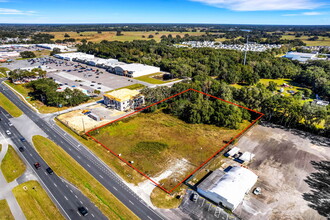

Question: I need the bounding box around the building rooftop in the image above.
[207,166,258,210]
[104,89,141,102]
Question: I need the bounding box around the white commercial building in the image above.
[54,52,160,77]
[36,44,70,52]
[197,166,258,210]
[54,52,94,61]
[284,52,319,62]
[110,63,160,77]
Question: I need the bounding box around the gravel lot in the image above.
[233,123,329,220]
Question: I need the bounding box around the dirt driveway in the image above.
[233,123,329,220]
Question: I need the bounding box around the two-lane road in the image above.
[0,107,106,220]
[0,80,165,220]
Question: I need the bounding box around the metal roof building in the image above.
[197,166,258,210]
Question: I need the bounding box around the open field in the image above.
[12,180,64,220]
[0,92,23,117]
[1,145,26,182]
[32,135,138,220]
[0,200,14,220]
[89,111,251,191]
[134,72,179,84]
[45,31,206,42]
[55,119,146,185]
[281,35,330,46]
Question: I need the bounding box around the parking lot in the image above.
[7,57,148,94]
[180,189,238,220]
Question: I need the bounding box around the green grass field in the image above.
[0,200,14,220]
[1,145,26,182]
[281,35,330,46]
[134,73,179,84]
[45,31,205,43]
[0,92,23,117]
[32,135,138,220]
[13,181,64,220]
[90,111,250,190]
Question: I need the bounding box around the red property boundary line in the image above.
[86,88,264,194]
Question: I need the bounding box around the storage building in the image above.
[197,166,258,210]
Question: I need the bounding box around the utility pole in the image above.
[243,35,249,65]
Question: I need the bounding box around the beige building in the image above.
[103,89,144,111]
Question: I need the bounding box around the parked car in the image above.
[34,162,41,170]
[46,167,54,175]
[20,137,26,142]
[253,187,262,195]
[191,193,198,202]
[18,147,24,152]
[6,130,11,135]
[78,207,88,216]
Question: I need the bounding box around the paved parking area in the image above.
[180,189,238,220]
[7,57,150,94]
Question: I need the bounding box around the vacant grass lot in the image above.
[32,135,138,220]
[91,111,250,190]
[13,180,64,220]
[46,31,205,42]
[0,199,14,220]
[1,145,26,182]
[0,93,23,117]
[281,35,330,46]
[134,73,179,84]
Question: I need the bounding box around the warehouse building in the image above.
[109,63,160,77]
[54,52,95,61]
[103,89,144,111]
[284,52,321,62]
[36,44,70,52]
[197,166,258,211]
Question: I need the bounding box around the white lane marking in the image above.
[29,153,32,156]
[64,196,68,200]
[66,185,68,187]
[147,216,152,220]
[113,186,118,191]
[99,175,103,179]
[68,148,72,151]
[91,214,95,218]
[76,211,81,216]
[87,164,91,167]
[77,155,81,159]
[75,195,78,198]
[54,183,57,187]
[129,200,134,205]
[70,190,73,193]
[80,201,83,204]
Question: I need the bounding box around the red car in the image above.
[34,162,41,170]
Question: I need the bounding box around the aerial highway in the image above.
[0,80,165,220]
[0,107,106,220]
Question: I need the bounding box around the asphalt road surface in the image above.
[0,80,165,220]
[0,107,106,220]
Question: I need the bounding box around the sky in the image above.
[0,0,329,25]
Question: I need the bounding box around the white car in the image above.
[8,122,13,126]
[6,130,11,135]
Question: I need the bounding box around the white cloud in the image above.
[190,0,323,11]
[283,11,324,16]
[302,11,323,15]
[0,8,36,15]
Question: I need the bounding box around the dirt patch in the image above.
[57,103,129,133]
